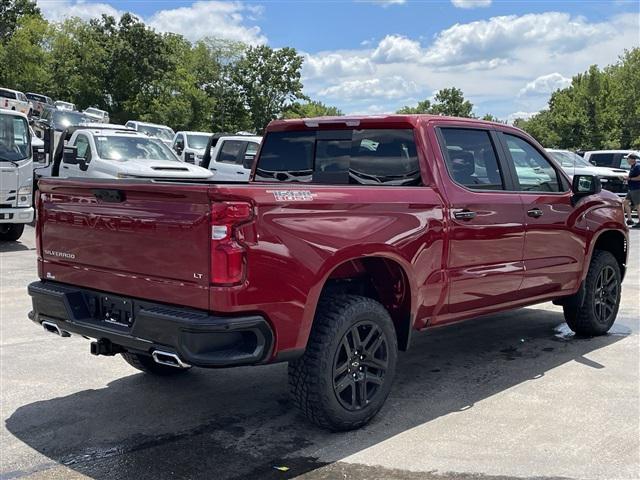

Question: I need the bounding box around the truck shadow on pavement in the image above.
[5,307,631,480]
[0,241,32,253]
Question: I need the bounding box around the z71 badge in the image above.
[267,190,315,201]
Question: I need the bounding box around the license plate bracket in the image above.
[100,295,134,327]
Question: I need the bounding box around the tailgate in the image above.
[37,179,212,310]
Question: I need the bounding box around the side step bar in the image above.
[41,320,71,337]
[152,350,191,369]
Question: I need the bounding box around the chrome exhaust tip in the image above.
[151,350,191,369]
[41,320,70,337]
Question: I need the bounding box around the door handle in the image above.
[236,172,244,175]
[527,208,543,218]
[453,209,477,220]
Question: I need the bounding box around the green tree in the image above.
[0,14,50,91]
[0,0,40,43]
[431,87,474,117]
[396,99,432,114]
[481,113,502,123]
[516,48,640,150]
[282,100,342,119]
[231,45,306,132]
[47,17,113,110]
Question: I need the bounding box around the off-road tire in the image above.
[121,352,190,376]
[0,224,25,241]
[563,250,621,336]
[288,294,398,431]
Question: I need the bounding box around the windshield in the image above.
[0,114,30,162]
[95,135,178,162]
[85,108,103,116]
[137,125,174,141]
[186,134,210,149]
[27,93,46,103]
[548,150,590,168]
[52,111,91,130]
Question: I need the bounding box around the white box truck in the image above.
[0,110,35,241]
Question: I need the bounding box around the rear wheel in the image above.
[0,224,25,241]
[121,352,190,376]
[563,250,621,336]
[288,294,398,431]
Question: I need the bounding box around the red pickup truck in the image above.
[29,115,628,430]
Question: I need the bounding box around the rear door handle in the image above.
[453,209,477,220]
[527,208,543,218]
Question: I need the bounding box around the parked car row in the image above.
[546,149,630,198]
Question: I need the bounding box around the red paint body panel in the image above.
[35,115,629,361]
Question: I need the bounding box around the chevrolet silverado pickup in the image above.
[28,115,628,430]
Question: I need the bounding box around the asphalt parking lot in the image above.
[1,226,638,480]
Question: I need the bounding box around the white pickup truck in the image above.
[54,125,213,180]
[0,110,35,241]
[200,133,262,182]
[125,121,175,149]
[171,131,210,164]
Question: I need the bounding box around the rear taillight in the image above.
[210,201,253,285]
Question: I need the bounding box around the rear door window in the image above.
[217,140,248,165]
[438,128,505,190]
[255,129,421,186]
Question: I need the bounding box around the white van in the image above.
[171,131,210,164]
[125,121,175,148]
[0,88,31,116]
[0,110,34,241]
[58,126,213,180]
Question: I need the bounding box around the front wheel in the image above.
[0,224,25,241]
[288,294,398,431]
[563,250,621,336]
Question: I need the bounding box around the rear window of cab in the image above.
[255,129,422,186]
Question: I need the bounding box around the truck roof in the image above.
[176,131,211,136]
[128,120,172,129]
[0,109,28,120]
[266,114,510,132]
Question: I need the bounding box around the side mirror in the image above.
[32,146,46,163]
[79,158,89,171]
[62,146,79,164]
[175,144,184,155]
[184,151,195,164]
[572,174,601,203]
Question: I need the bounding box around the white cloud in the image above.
[359,0,407,6]
[451,0,492,8]
[304,12,637,120]
[147,1,266,44]
[303,52,375,79]
[319,77,420,100]
[423,13,607,67]
[38,0,122,22]
[372,35,423,63]
[519,73,571,97]
[507,111,538,124]
[38,0,266,44]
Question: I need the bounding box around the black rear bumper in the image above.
[28,281,273,368]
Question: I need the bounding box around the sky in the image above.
[37,0,640,121]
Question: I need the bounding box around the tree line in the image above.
[2,1,637,146]
[514,49,639,150]
[0,0,342,132]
